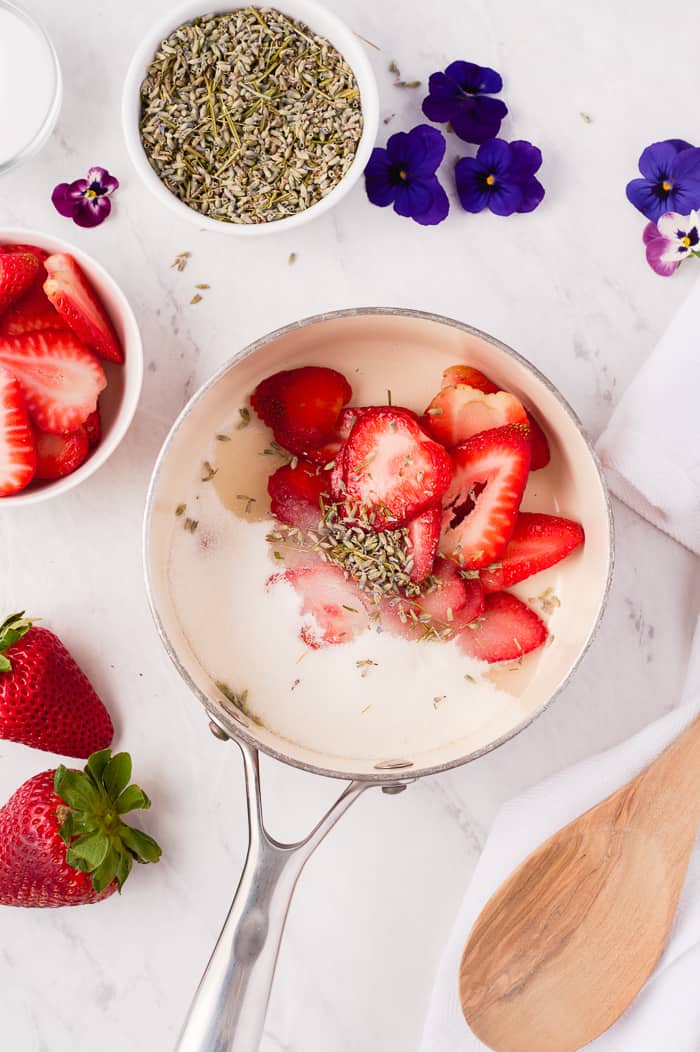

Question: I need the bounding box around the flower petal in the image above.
[86,166,119,195]
[644,227,679,276]
[487,181,523,217]
[516,176,545,213]
[404,124,446,178]
[451,96,507,145]
[626,177,667,222]
[665,183,700,217]
[474,137,513,175]
[444,60,503,95]
[72,195,112,228]
[411,178,450,226]
[508,140,543,180]
[642,220,661,245]
[454,158,490,213]
[422,72,461,123]
[364,148,397,207]
[51,182,81,218]
[637,139,692,181]
[657,211,688,238]
[393,179,434,219]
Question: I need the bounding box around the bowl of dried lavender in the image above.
[122,0,379,234]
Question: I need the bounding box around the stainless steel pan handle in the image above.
[176,731,368,1052]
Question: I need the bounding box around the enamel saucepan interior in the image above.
[143,308,613,1051]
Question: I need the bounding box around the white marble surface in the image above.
[1,0,699,1048]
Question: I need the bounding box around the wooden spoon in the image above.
[460,713,700,1052]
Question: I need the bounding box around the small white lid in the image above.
[0,0,61,174]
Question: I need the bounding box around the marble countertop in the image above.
[1,0,699,1048]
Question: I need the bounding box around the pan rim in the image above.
[143,306,615,783]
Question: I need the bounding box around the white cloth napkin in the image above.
[421,284,700,1051]
[595,276,700,555]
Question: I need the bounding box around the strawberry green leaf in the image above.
[85,748,113,788]
[91,845,121,894]
[66,828,110,870]
[120,826,162,864]
[115,852,133,891]
[115,784,151,814]
[56,750,162,892]
[103,752,132,799]
[54,767,100,811]
[0,655,11,673]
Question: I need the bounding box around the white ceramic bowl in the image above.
[122,0,379,236]
[0,228,143,506]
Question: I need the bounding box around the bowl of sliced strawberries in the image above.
[0,229,142,504]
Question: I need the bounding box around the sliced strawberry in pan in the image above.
[0,243,49,261]
[302,406,367,466]
[457,592,548,663]
[439,424,531,570]
[0,278,67,338]
[406,504,441,583]
[441,364,499,394]
[526,411,551,470]
[480,512,584,592]
[34,426,90,480]
[268,460,329,531]
[0,331,107,434]
[268,563,370,648]
[381,557,484,640]
[0,365,36,496]
[43,253,124,364]
[339,407,452,529]
[425,384,528,447]
[251,366,352,455]
[0,253,41,317]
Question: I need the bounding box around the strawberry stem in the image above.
[0,611,37,671]
[54,749,162,894]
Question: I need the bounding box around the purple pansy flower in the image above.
[51,166,119,228]
[364,124,449,225]
[455,139,544,216]
[626,140,700,223]
[643,210,700,277]
[422,61,507,144]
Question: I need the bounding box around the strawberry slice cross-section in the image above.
[0,331,107,434]
[43,253,124,364]
[457,592,548,663]
[480,512,585,592]
[337,407,452,529]
[380,557,484,641]
[439,423,531,570]
[267,459,329,532]
[0,365,36,496]
[425,384,528,447]
[268,563,370,648]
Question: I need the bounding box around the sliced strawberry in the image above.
[268,460,329,531]
[83,408,102,449]
[34,426,90,480]
[302,406,368,466]
[457,592,548,663]
[43,253,124,364]
[425,384,528,447]
[0,331,107,434]
[0,243,49,261]
[526,411,551,470]
[338,407,452,529]
[268,563,370,648]
[381,557,484,640]
[440,424,531,570]
[0,366,36,496]
[0,253,41,317]
[480,513,584,592]
[441,364,499,394]
[251,366,352,455]
[0,278,67,338]
[406,505,441,583]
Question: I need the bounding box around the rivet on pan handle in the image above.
[176,736,368,1052]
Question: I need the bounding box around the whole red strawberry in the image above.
[0,748,161,907]
[0,612,113,758]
